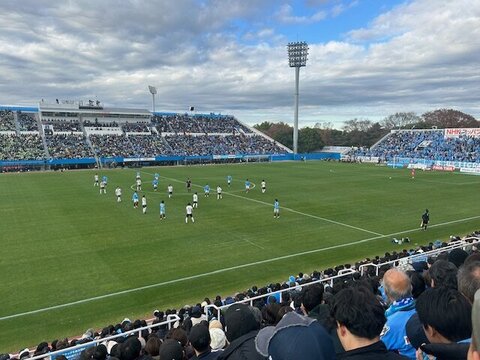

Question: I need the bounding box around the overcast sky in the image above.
[0,0,479,127]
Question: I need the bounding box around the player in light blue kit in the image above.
[152,178,159,191]
[274,199,280,219]
[227,175,232,187]
[245,179,251,193]
[159,200,166,219]
[204,184,210,197]
[154,173,159,180]
[132,191,139,208]
[102,175,108,185]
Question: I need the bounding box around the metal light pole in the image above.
[148,85,157,113]
[287,41,308,154]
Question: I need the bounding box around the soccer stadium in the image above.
[1,1,480,360]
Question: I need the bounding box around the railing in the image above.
[19,315,180,360]
[205,237,480,319]
[359,237,479,276]
[204,269,357,320]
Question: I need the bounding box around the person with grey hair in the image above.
[458,261,480,303]
[380,269,417,359]
[468,289,480,360]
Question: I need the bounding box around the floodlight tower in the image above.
[148,85,157,113]
[287,41,309,154]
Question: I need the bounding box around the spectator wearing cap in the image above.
[331,286,408,359]
[468,289,480,360]
[415,287,471,360]
[189,324,221,359]
[458,261,480,303]
[380,269,417,359]
[217,304,265,360]
[255,311,334,360]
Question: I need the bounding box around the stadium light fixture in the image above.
[287,41,309,154]
[148,85,157,113]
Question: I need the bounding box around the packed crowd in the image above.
[0,110,16,131]
[45,121,82,132]
[152,115,253,134]
[0,134,45,160]
[18,113,38,132]
[5,232,479,360]
[122,123,151,133]
[45,135,94,159]
[164,135,286,156]
[128,135,171,157]
[352,130,480,163]
[89,135,136,158]
[83,120,120,128]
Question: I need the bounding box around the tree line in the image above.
[254,109,479,152]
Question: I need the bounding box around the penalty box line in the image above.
[147,172,384,237]
[1,213,479,322]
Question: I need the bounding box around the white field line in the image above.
[2,214,479,321]
[153,172,384,237]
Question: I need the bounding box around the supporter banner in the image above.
[444,128,480,138]
[432,165,455,172]
[407,163,429,170]
[387,163,405,168]
[50,342,95,360]
[124,157,155,162]
[356,156,380,163]
[213,154,240,160]
[460,167,480,175]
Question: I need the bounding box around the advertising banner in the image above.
[444,128,480,138]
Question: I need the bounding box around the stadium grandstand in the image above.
[347,128,480,166]
[3,231,479,360]
[0,101,290,170]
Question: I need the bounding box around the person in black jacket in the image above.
[415,287,471,360]
[217,304,266,360]
[331,286,408,359]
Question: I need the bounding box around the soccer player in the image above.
[115,186,122,202]
[99,180,106,194]
[152,178,159,191]
[136,172,141,180]
[227,175,232,187]
[132,191,139,208]
[94,173,99,186]
[421,209,429,230]
[217,185,223,199]
[411,168,416,179]
[261,179,266,193]
[167,184,173,198]
[245,179,251,193]
[193,192,199,208]
[102,175,108,186]
[142,195,147,214]
[204,184,210,197]
[274,199,280,219]
[154,173,159,180]
[186,178,192,193]
[159,200,166,219]
[136,178,142,191]
[185,203,194,223]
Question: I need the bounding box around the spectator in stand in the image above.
[428,259,458,289]
[331,286,408,359]
[159,339,185,360]
[217,304,265,360]
[255,311,335,360]
[415,287,471,360]
[458,261,480,303]
[469,289,480,360]
[380,269,417,359]
[189,324,222,360]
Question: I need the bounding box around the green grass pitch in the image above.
[0,161,479,351]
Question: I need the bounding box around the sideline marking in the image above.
[2,214,479,321]
[153,172,384,237]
